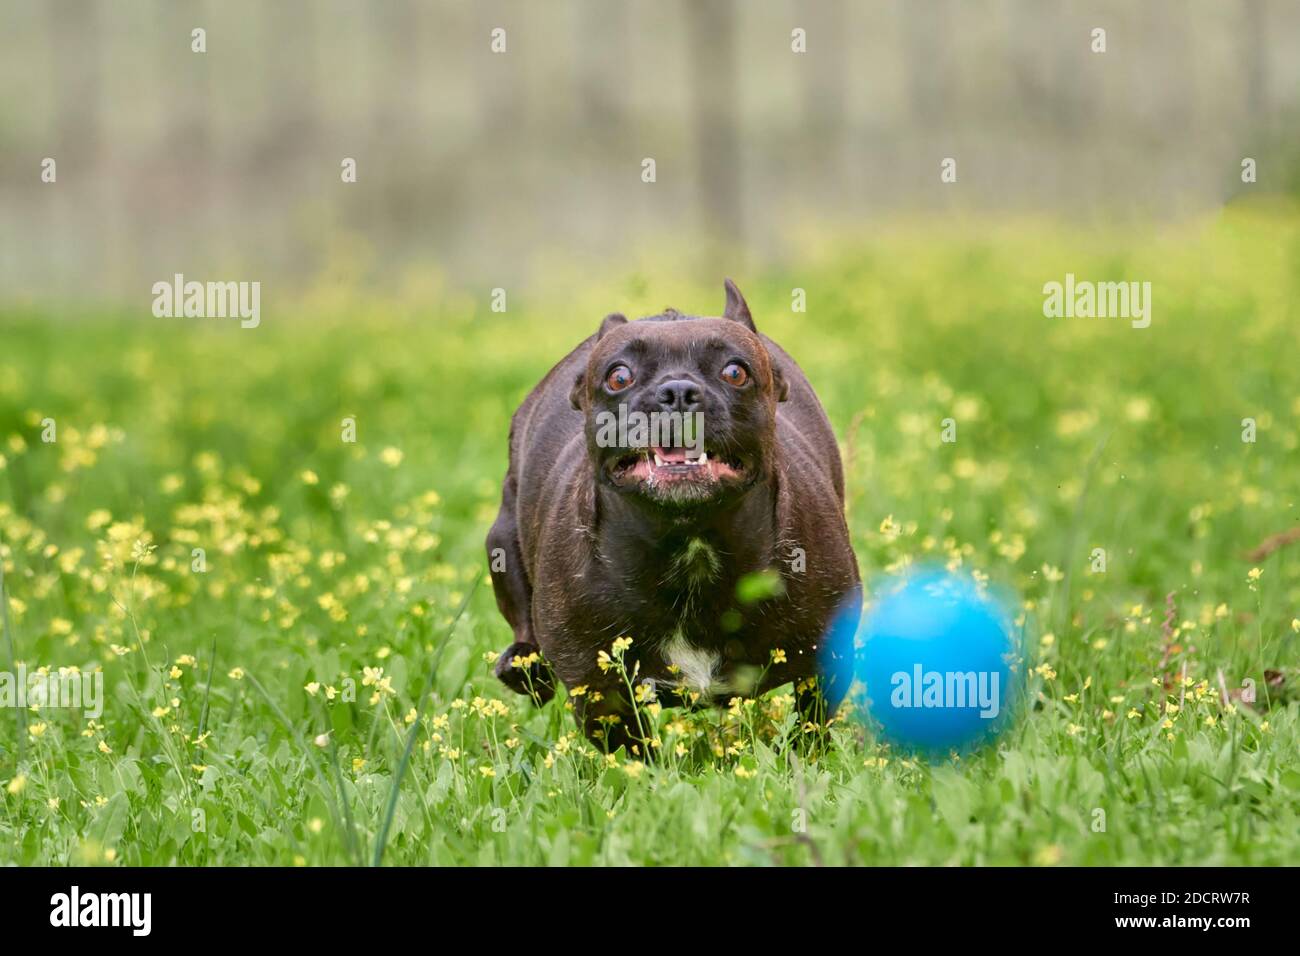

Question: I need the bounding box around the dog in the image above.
[486,280,861,751]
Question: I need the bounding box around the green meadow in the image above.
[1,208,1298,865]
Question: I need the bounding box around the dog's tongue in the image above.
[654,446,692,463]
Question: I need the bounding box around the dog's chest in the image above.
[647,536,768,698]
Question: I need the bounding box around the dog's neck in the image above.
[591,468,782,577]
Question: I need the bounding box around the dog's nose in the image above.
[655,379,702,412]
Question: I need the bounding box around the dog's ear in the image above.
[569,368,588,410]
[596,312,628,339]
[772,363,790,402]
[572,313,626,409]
[722,278,756,332]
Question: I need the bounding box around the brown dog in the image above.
[486,280,860,750]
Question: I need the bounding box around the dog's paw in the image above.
[493,642,556,704]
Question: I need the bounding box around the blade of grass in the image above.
[0,548,24,764]
[198,633,217,736]
[245,668,364,866]
[373,570,483,867]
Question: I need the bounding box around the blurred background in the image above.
[1,0,1299,304]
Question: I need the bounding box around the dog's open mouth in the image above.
[608,446,745,486]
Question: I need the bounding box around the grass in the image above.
[1,207,1298,866]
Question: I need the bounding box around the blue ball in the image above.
[852,568,1020,755]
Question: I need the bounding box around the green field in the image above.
[2,209,1298,865]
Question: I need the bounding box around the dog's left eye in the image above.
[720,362,749,387]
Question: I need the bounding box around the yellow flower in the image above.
[379,447,404,468]
[308,818,324,834]
[98,740,112,754]
[612,636,633,655]
[1126,708,1140,719]
[623,761,644,778]
[227,667,245,681]
[301,470,320,485]
[6,774,27,794]
[304,682,321,696]
[169,666,183,679]
[1033,844,1064,866]
[1040,632,1055,647]
[1247,567,1262,582]
[771,648,787,664]
[479,765,496,778]
[28,722,47,738]
[352,758,365,772]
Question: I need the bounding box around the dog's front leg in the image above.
[486,478,555,703]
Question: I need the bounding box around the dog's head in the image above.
[570,279,789,507]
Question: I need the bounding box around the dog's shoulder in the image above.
[509,332,595,451]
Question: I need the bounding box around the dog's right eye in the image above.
[605,364,635,392]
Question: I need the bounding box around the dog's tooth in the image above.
[653,452,663,467]
[699,452,709,465]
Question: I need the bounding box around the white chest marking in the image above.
[663,631,725,694]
